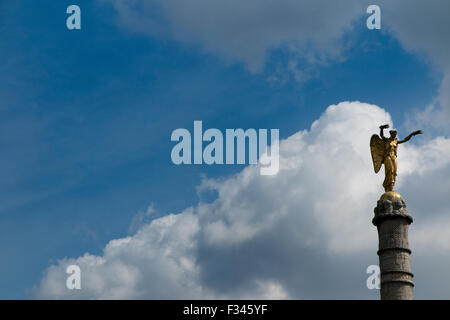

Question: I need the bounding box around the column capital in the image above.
[372,198,413,226]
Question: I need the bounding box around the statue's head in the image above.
[389,130,397,139]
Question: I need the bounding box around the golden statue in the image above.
[370,124,422,201]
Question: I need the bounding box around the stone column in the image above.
[372,191,414,300]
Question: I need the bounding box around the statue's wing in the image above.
[370,134,384,173]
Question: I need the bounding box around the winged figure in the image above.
[370,124,422,192]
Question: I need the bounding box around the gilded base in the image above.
[380,191,403,202]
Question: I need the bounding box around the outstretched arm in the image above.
[379,124,389,140]
[398,130,423,144]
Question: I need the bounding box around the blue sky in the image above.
[1,1,449,299]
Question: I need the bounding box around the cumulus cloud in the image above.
[33,102,450,299]
[102,0,450,125]
[102,0,365,73]
[379,0,450,128]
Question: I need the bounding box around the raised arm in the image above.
[379,124,389,140]
[398,130,423,144]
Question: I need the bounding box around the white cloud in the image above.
[414,218,450,252]
[379,0,450,128]
[102,0,450,126]
[33,101,450,299]
[102,0,365,73]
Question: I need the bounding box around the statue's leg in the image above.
[393,156,398,185]
[383,160,389,191]
[383,156,394,192]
